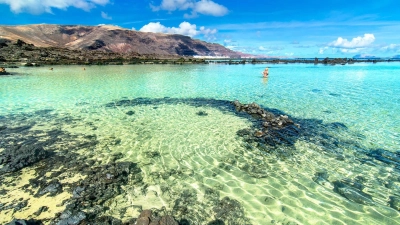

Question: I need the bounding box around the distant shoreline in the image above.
[2,58,400,68]
[1,39,400,68]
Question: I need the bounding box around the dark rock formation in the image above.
[84,39,106,50]
[0,136,53,174]
[35,180,63,197]
[135,209,179,225]
[196,111,208,116]
[0,199,29,212]
[126,110,135,116]
[367,149,400,168]
[5,219,43,225]
[333,180,375,206]
[213,197,247,224]
[54,210,86,225]
[0,38,10,48]
[33,206,49,216]
[389,196,400,211]
[233,100,301,150]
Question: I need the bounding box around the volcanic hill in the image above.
[0,24,244,57]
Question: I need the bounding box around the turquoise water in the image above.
[1,63,400,224]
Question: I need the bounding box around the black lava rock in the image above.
[5,219,43,225]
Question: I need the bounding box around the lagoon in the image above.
[1,63,400,224]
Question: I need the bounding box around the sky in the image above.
[1,0,400,58]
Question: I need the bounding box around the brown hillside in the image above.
[0,24,245,57]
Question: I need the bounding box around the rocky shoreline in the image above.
[1,39,398,68]
[0,39,208,67]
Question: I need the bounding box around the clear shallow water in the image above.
[0,63,400,224]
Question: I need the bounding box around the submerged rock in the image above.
[126,110,135,116]
[213,197,248,224]
[333,181,375,206]
[5,219,43,225]
[72,186,85,199]
[313,170,330,186]
[389,196,400,211]
[196,111,208,116]
[33,206,49,216]
[0,199,29,212]
[134,209,179,225]
[0,143,52,174]
[54,210,86,225]
[159,216,179,225]
[232,101,299,150]
[35,180,63,197]
[5,97,397,224]
[367,149,400,168]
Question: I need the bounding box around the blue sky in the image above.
[1,0,400,58]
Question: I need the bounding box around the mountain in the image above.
[392,55,400,59]
[0,24,246,57]
[352,54,378,59]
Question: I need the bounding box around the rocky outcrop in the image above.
[0,39,211,66]
[136,210,179,225]
[233,100,299,141]
[5,219,43,225]
[83,39,106,50]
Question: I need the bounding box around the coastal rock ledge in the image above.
[5,209,180,225]
[232,100,303,159]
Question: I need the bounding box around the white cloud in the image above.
[152,0,228,17]
[328,34,375,49]
[199,26,217,40]
[140,22,169,33]
[259,46,275,54]
[340,48,363,53]
[101,11,112,20]
[139,21,217,39]
[258,46,284,51]
[379,44,400,52]
[0,0,110,14]
[193,0,228,16]
[153,0,193,11]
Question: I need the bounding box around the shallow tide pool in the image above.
[1,63,399,224]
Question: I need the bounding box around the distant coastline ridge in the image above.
[0,24,399,67]
[1,39,399,67]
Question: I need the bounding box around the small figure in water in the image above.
[262,67,269,77]
[83,68,86,70]
[50,68,53,71]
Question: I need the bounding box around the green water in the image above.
[0,64,399,224]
